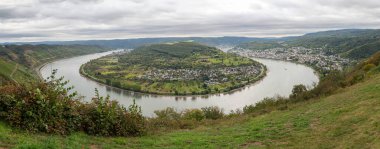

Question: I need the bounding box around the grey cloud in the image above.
[39,0,103,4]
[1,0,380,42]
[0,7,37,19]
[0,33,46,38]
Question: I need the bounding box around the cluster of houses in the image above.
[231,47,350,71]
[138,65,261,85]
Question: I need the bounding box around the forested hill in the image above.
[234,29,380,60]
[117,42,258,69]
[0,44,109,84]
[6,37,270,49]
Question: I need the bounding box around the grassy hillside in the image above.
[0,44,109,84]
[1,55,379,148]
[0,45,108,68]
[81,42,265,95]
[0,58,36,84]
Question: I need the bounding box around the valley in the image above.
[1,29,380,148]
[2,0,380,147]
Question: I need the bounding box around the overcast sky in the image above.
[1,0,380,42]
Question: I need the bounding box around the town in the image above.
[139,65,262,85]
[230,47,350,71]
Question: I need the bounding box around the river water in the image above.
[40,51,319,117]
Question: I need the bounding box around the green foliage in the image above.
[150,107,192,129]
[0,70,80,134]
[81,89,145,136]
[183,109,205,121]
[290,84,307,99]
[154,107,182,120]
[201,106,224,120]
[0,70,145,136]
[243,97,288,114]
[149,107,225,130]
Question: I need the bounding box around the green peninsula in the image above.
[81,42,265,95]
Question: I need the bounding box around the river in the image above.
[40,51,319,117]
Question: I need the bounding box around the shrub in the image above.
[0,70,145,136]
[150,107,184,129]
[183,109,205,121]
[227,109,242,117]
[154,107,182,120]
[363,63,376,71]
[80,89,145,136]
[243,97,288,114]
[290,84,307,99]
[201,106,224,120]
[0,70,80,134]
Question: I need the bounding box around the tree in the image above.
[113,81,122,88]
[290,84,307,98]
[105,79,111,85]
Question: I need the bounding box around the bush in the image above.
[243,97,288,114]
[0,70,145,136]
[154,107,182,120]
[201,106,224,120]
[363,63,376,71]
[290,84,307,99]
[183,109,205,121]
[80,89,145,136]
[0,70,80,134]
[150,107,187,129]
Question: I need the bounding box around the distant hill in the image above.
[234,29,380,60]
[0,45,109,84]
[8,29,380,60]
[234,41,284,51]
[4,29,380,60]
[5,37,271,49]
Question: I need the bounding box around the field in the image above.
[1,63,380,148]
[82,42,266,95]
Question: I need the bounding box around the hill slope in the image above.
[234,29,380,60]
[0,45,109,84]
[1,55,379,148]
[81,42,265,95]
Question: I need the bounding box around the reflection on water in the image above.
[40,51,319,117]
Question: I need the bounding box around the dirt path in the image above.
[9,63,19,83]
